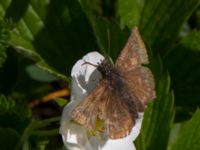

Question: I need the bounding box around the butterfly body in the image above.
[97,61,139,119]
[97,61,123,88]
[71,27,156,139]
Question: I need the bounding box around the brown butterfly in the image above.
[71,27,156,139]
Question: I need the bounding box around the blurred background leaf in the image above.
[165,31,200,107]
[117,0,200,55]
[1,0,99,82]
[0,95,30,149]
[0,128,20,150]
[169,110,200,150]
[164,30,200,123]
[0,19,12,68]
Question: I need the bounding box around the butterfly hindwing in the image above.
[122,66,156,110]
[102,85,136,139]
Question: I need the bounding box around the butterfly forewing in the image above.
[115,27,149,72]
[115,27,155,110]
[72,80,108,129]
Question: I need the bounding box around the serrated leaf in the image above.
[0,0,99,83]
[135,57,174,150]
[117,0,200,55]
[0,94,15,111]
[169,110,200,150]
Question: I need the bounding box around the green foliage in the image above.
[0,19,12,68]
[0,95,29,149]
[0,0,199,149]
[135,58,174,150]
[0,128,20,150]
[118,0,200,54]
[165,31,200,107]
[170,110,200,150]
[55,97,68,107]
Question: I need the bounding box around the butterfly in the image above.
[71,27,156,139]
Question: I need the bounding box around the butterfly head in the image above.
[97,60,116,79]
[82,59,115,79]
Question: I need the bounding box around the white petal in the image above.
[71,51,104,93]
[97,113,143,150]
[60,52,104,150]
[129,113,144,141]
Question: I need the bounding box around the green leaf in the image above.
[135,57,174,150]
[0,19,12,68]
[165,31,200,107]
[117,0,200,54]
[169,110,200,150]
[10,36,70,83]
[26,64,58,82]
[0,94,15,112]
[0,95,30,133]
[86,17,130,61]
[0,0,99,83]
[13,117,60,150]
[78,0,102,16]
[141,0,199,53]
[117,0,144,28]
[0,128,20,150]
[55,97,68,107]
[83,2,138,62]
[0,94,31,118]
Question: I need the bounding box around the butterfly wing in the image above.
[72,78,136,139]
[71,80,108,129]
[99,68,155,139]
[115,27,149,72]
[116,27,155,110]
[122,66,156,111]
[102,87,136,139]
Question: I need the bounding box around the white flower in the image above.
[60,51,144,150]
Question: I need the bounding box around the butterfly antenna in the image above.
[82,61,98,67]
[107,28,111,58]
[106,28,114,65]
